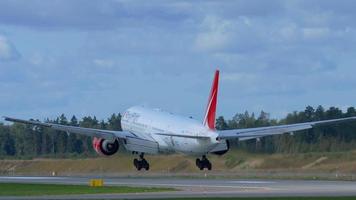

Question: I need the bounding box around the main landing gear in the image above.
[133,153,150,171]
[195,155,212,170]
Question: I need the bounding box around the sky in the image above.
[1,0,356,122]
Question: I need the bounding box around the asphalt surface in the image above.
[1,176,356,199]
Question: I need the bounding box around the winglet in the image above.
[203,70,219,130]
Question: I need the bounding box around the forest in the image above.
[1,105,356,158]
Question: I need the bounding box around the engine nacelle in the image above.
[92,137,119,156]
[211,140,230,156]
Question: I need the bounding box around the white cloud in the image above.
[194,16,234,52]
[0,35,20,61]
[278,23,299,41]
[93,58,115,68]
[221,72,257,82]
[302,27,330,40]
[2,0,356,120]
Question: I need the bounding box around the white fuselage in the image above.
[121,106,223,155]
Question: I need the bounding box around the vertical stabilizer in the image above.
[203,70,219,130]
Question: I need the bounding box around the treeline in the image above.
[0,114,122,158]
[0,106,356,158]
[216,106,356,153]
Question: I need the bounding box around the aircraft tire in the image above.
[145,163,150,170]
[207,162,212,170]
[137,162,142,170]
[195,158,201,167]
[133,158,138,168]
[142,159,149,171]
[134,158,143,170]
[196,159,204,170]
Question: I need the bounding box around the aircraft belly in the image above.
[170,137,216,155]
[123,137,159,154]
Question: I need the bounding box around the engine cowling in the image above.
[92,137,119,156]
[212,140,230,156]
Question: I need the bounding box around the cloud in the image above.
[0,0,193,30]
[28,53,56,66]
[1,0,356,120]
[194,16,234,52]
[0,35,20,61]
[93,58,115,68]
[193,15,266,54]
[302,27,330,40]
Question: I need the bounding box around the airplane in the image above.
[4,70,356,171]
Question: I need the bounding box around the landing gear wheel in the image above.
[133,158,138,168]
[195,156,212,170]
[144,162,150,171]
[142,159,149,171]
[195,158,204,170]
[137,162,142,171]
[133,153,150,171]
[207,162,212,170]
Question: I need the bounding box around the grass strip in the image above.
[0,182,173,196]
[152,197,356,200]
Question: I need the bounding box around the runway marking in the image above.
[228,181,276,184]
[0,177,275,191]
[105,182,272,190]
[0,176,66,180]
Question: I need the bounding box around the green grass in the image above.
[0,183,173,196]
[153,198,356,200]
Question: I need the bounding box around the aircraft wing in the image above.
[217,116,356,141]
[3,116,132,141]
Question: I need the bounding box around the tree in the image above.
[256,111,269,127]
[304,106,315,122]
[216,116,228,130]
[108,113,122,131]
[1,125,16,156]
[68,115,80,153]
[315,105,325,120]
[326,107,343,119]
[346,107,356,117]
[57,114,69,154]
[3,133,16,156]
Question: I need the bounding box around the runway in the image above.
[1,176,356,199]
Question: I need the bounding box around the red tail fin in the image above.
[203,70,219,130]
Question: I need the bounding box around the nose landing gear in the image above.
[195,155,212,170]
[133,153,149,171]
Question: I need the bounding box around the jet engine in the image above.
[92,137,119,156]
[211,140,230,155]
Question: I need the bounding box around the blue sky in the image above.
[1,0,356,121]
